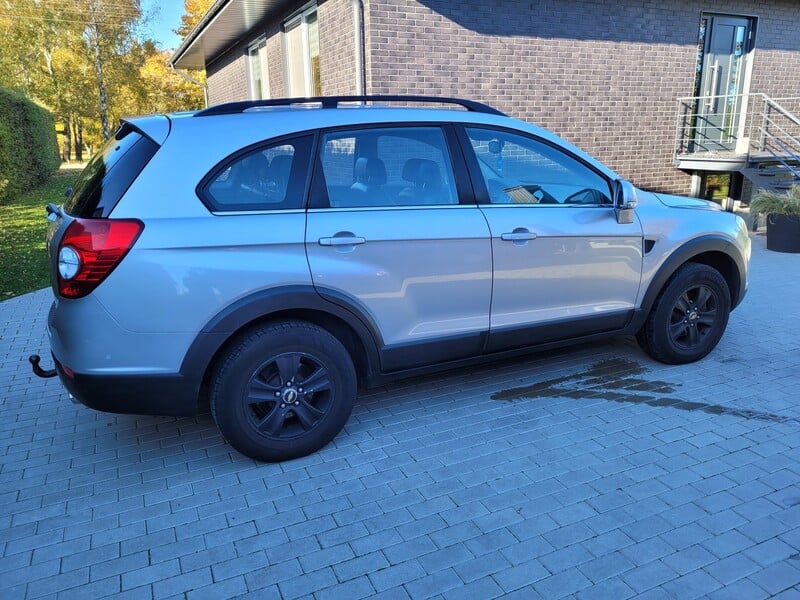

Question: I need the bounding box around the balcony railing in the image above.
[675,93,800,176]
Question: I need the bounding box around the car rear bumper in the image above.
[47,295,203,415]
[54,356,200,416]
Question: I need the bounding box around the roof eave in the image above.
[169,0,290,71]
[168,0,229,70]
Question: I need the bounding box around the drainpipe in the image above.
[352,0,366,95]
[169,65,209,108]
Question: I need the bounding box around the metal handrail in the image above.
[674,93,800,174]
[758,96,800,180]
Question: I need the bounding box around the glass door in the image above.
[694,15,754,152]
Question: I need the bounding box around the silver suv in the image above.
[39,96,751,462]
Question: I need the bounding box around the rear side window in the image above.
[318,126,458,208]
[201,135,314,212]
[65,124,159,218]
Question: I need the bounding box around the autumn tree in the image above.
[0,0,206,159]
[175,0,215,39]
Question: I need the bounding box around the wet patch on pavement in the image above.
[492,357,798,425]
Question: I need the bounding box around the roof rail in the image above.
[194,95,506,117]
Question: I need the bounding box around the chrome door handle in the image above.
[319,235,366,246]
[500,231,537,241]
[706,61,720,112]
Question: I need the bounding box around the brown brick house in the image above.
[170,0,800,202]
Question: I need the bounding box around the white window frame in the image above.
[246,35,269,100]
[283,3,320,97]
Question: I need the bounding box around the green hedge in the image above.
[0,88,60,204]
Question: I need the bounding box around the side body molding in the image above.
[180,285,383,385]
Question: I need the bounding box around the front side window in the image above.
[247,36,269,100]
[284,6,321,96]
[202,135,313,212]
[318,127,459,208]
[466,127,612,206]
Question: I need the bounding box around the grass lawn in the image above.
[0,166,81,300]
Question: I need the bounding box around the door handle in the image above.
[501,230,537,242]
[319,235,366,246]
[706,61,720,112]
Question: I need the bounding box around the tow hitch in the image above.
[29,354,57,378]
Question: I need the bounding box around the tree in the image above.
[0,0,206,157]
[175,0,215,39]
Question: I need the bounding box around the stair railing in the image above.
[755,96,800,180]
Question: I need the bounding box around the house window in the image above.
[284,5,321,97]
[247,36,269,100]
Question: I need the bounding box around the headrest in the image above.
[354,157,387,185]
[402,158,440,189]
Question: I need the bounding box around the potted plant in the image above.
[750,184,800,253]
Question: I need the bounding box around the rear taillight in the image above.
[57,218,144,299]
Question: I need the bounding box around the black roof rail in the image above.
[194,95,506,117]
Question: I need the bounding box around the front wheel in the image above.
[211,321,356,462]
[637,263,731,364]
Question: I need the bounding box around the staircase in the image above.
[674,93,800,195]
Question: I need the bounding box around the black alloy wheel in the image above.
[244,352,333,440]
[667,284,719,350]
[211,321,356,462]
[638,263,731,364]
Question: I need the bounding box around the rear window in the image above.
[64,124,159,218]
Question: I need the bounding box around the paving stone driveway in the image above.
[1,232,799,599]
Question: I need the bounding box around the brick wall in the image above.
[364,0,800,196]
[319,0,358,95]
[207,0,358,104]
[206,47,249,106]
[203,0,800,196]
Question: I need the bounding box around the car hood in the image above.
[654,193,723,211]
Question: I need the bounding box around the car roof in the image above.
[127,101,619,181]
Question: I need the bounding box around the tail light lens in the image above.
[57,218,144,299]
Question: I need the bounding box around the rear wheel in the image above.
[211,321,356,462]
[637,263,731,364]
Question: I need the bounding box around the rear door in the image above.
[459,126,644,352]
[305,124,492,371]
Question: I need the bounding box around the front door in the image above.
[694,14,754,152]
[460,126,643,352]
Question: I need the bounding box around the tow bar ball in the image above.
[29,355,57,378]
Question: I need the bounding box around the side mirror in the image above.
[488,140,502,154]
[614,179,638,224]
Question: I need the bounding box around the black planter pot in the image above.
[766,214,800,253]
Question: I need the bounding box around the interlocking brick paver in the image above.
[185,576,248,600]
[622,560,680,594]
[442,576,504,600]
[493,560,550,592]
[316,575,375,600]
[704,552,761,585]
[2,235,800,598]
[368,559,426,593]
[743,537,796,567]
[452,550,512,583]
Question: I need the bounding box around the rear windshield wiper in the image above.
[46,203,64,221]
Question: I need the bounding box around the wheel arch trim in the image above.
[637,234,746,325]
[179,285,383,385]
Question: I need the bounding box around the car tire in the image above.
[210,320,356,462]
[637,263,731,365]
